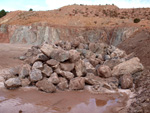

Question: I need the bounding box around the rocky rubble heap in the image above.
[4,36,144,93]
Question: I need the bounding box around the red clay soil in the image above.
[118,30,150,68]
[0,4,150,29]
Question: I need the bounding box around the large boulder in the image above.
[19,64,31,78]
[42,64,53,77]
[4,78,21,89]
[97,65,112,78]
[36,79,56,93]
[29,69,43,82]
[112,57,144,77]
[57,77,68,90]
[40,44,54,57]
[69,77,85,90]
[69,50,80,62]
[60,63,74,71]
[50,49,70,62]
[75,60,86,77]
[119,74,133,89]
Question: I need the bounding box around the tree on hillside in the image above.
[0,9,7,18]
[29,8,33,11]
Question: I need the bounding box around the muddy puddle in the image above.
[0,87,127,113]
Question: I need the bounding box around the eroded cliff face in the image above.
[0,24,139,46]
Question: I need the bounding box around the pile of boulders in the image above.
[4,36,144,93]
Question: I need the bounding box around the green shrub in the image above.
[29,8,33,11]
[0,9,7,18]
[134,18,140,23]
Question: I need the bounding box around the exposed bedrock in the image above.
[0,24,138,46]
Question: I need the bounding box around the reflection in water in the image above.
[69,98,117,113]
[0,97,56,113]
[0,87,122,113]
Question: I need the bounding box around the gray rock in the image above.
[29,69,43,82]
[85,73,103,85]
[69,77,85,90]
[42,64,53,77]
[34,53,49,62]
[60,63,74,71]
[69,49,80,62]
[3,74,15,80]
[97,65,112,78]
[112,57,144,77]
[104,59,122,70]
[57,77,68,90]
[75,60,86,77]
[19,56,26,60]
[48,73,60,84]
[36,79,56,93]
[61,71,74,80]
[104,55,111,61]
[40,44,54,57]
[50,49,70,62]
[21,78,30,87]
[4,77,21,89]
[19,64,31,78]
[46,59,60,68]
[84,61,96,74]
[32,61,43,70]
[89,43,99,53]
[119,74,133,89]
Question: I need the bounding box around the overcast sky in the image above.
[0,0,150,11]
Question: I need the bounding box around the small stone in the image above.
[104,55,111,61]
[57,77,68,90]
[42,64,53,77]
[4,77,21,89]
[29,69,43,82]
[60,63,74,71]
[34,53,49,62]
[97,65,111,78]
[46,59,59,68]
[48,73,60,84]
[36,79,56,93]
[19,56,26,60]
[89,43,99,53]
[32,61,43,70]
[69,77,85,90]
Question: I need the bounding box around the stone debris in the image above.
[4,78,21,89]
[3,37,144,93]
